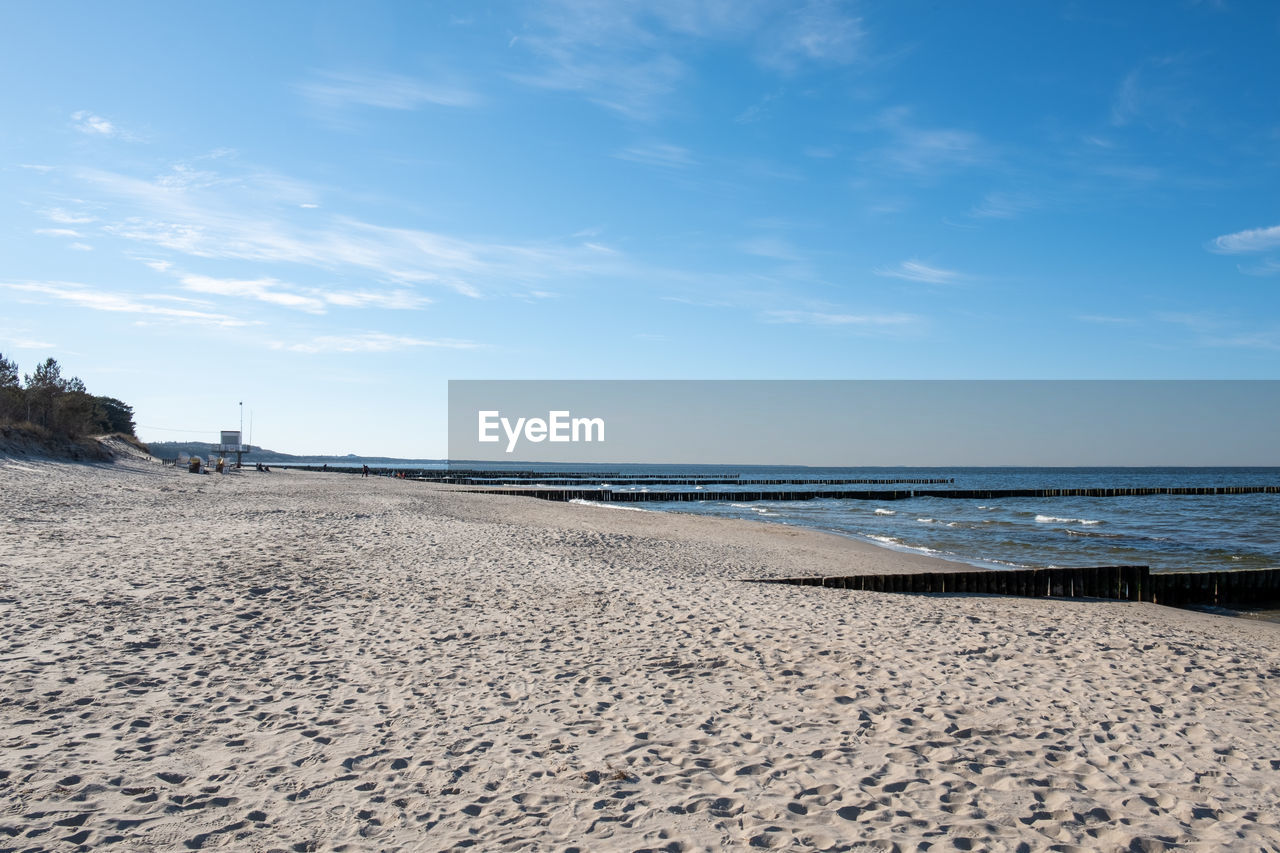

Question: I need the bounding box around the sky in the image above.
[1,1,1278,457]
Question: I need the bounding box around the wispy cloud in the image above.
[269,332,478,354]
[512,46,685,120]
[969,191,1038,220]
[735,90,781,124]
[762,309,919,327]
[740,236,804,262]
[511,0,864,119]
[35,228,82,237]
[1110,60,1194,129]
[1077,314,1137,325]
[1211,223,1280,254]
[179,274,432,314]
[757,0,864,71]
[0,328,56,350]
[874,260,964,284]
[1159,312,1280,351]
[78,165,619,300]
[71,111,120,136]
[871,107,986,175]
[614,142,696,169]
[43,207,95,224]
[180,275,328,314]
[3,282,251,327]
[1240,258,1280,277]
[299,70,478,111]
[1110,70,1142,127]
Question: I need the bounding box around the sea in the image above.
[475,465,1280,575]
[279,461,1280,575]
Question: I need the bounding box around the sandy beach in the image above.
[2,456,1279,852]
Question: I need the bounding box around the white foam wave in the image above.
[1035,514,1101,525]
[569,498,652,513]
[874,508,896,516]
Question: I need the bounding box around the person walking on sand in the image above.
[362,464,369,478]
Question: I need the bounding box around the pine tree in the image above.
[0,353,22,422]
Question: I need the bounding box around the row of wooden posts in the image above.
[437,473,952,481]
[287,466,956,487]
[758,565,1280,611]
[468,485,1280,503]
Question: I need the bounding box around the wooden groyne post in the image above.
[757,566,1280,612]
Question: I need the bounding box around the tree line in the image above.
[0,354,136,438]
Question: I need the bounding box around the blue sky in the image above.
[1,1,1278,456]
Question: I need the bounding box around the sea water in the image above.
[558,466,1280,574]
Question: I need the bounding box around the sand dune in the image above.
[1,457,1278,851]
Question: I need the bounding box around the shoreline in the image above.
[3,457,1279,850]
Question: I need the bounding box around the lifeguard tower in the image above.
[214,430,250,469]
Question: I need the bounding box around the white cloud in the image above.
[321,290,431,309]
[71,111,118,136]
[180,274,328,314]
[614,142,696,169]
[872,107,986,175]
[1211,224,1280,254]
[512,49,686,120]
[300,71,477,111]
[758,0,863,70]
[269,332,478,354]
[35,228,82,237]
[43,207,95,224]
[511,1,863,119]
[79,165,621,300]
[69,243,94,251]
[2,282,251,327]
[763,309,919,326]
[179,274,432,314]
[874,260,963,285]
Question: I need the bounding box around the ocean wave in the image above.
[874,508,896,516]
[1035,514,1101,525]
[568,498,652,513]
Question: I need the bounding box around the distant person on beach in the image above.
[362,464,369,478]
[322,463,328,471]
